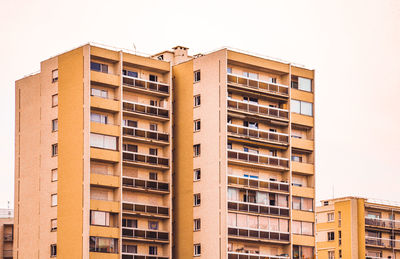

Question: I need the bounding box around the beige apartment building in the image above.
[14,43,315,259]
[316,197,400,259]
[0,209,13,259]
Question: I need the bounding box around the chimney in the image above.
[172,46,190,65]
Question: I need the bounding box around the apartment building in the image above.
[14,43,315,259]
[0,209,13,259]
[316,197,400,259]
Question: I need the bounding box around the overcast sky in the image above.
[1,0,399,208]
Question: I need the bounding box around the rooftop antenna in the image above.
[132,43,137,55]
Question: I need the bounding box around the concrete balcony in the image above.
[291,137,314,151]
[90,225,119,239]
[228,252,289,259]
[365,217,400,230]
[227,123,289,147]
[122,101,169,121]
[90,199,120,213]
[90,147,120,163]
[228,226,290,243]
[122,151,169,169]
[227,200,289,217]
[122,202,169,219]
[123,126,169,146]
[365,236,400,249]
[122,176,169,194]
[291,113,313,127]
[91,96,120,113]
[122,227,169,243]
[227,73,289,97]
[227,175,289,193]
[90,173,120,189]
[91,122,120,137]
[292,234,315,247]
[123,76,169,97]
[122,253,169,259]
[89,252,119,259]
[227,98,289,122]
[291,161,314,175]
[227,149,289,171]
[291,186,314,199]
[91,70,120,88]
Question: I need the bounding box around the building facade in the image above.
[316,197,400,259]
[14,43,315,259]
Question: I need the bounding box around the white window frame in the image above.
[194,193,201,206]
[194,244,201,256]
[194,95,201,107]
[194,169,201,181]
[194,70,201,82]
[194,120,201,132]
[194,218,201,231]
[51,168,58,182]
[51,194,57,207]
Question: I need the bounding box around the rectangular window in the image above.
[150,123,158,131]
[123,144,138,152]
[91,113,108,124]
[194,70,201,82]
[293,245,313,259]
[291,155,303,162]
[51,219,57,232]
[328,231,335,241]
[90,211,110,227]
[52,119,58,132]
[194,95,201,107]
[122,219,137,228]
[298,77,312,92]
[122,69,138,78]
[90,62,108,73]
[149,246,157,255]
[194,120,201,132]
[52,144,58,157]
[52,69,58,83]
[149,148,158,156]
[292,197,313,212]
[328,212,335,222]
[291,99,313,116]
[243,96,258,104]
[89,236,118,253]
[270,77,277,83]
[122,245,137,254]
[338,211,342,227]
[339,250,342,259]
[50,244,57,257]
[150,100,158,106]
[194,193,201,206]
[149,74,158,82]
[339,230,342,245]
[194,169,201,181]
[51,168,58,182]
[91,88,108,99]
[194,144,201,157]
[52,94,58,107]
[194,244,201,256]
[123,119,138,128]
[90,133,117,150]
[328,251,335,259]
[243,72,258,79]
[227,67,232,74]
[148,221,159,230]
[149,172,158,180]
[194,219,201,231]
[51,194,57,207]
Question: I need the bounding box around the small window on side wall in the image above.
[52,94,58,107]
[194,95,201,107]
[52,69,58,83]
[149,74,158,82]
[50,244,57,257]
[51,169,58,182]
[194,70,201,82]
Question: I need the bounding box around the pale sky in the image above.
[1,0,399,208]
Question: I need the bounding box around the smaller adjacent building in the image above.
[316,197,400,259]
[0,209,13,259]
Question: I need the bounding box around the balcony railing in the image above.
[3,234,13,242]
[228,175,289,193]
[122,202,169,217]
[366,257,393,259]
[227,149,289,169]
[227,73,289,96]
[228,252,289,259]
[122,101,169,119]
[122,227,169,242]
[3,250,12,258]
[365,236,400,249]
[227,98,289,120]
[123,126,169,143]
[123,76,169,95]
[228,226,290,242]
[228,200,289,217]
[122,151,169,168]
[365,217,400,229]
[122,253,169,259]
[122,176,169,193]
[227,123,289,145]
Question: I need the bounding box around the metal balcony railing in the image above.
[227,200,289,217]
[227,73,289,96]
[228,226,290,242]
[123,126,169,143]
[122,202,169,217]
[228,251,289,259]
[122,151,169,167]
[123,76,169,95]
[122,101,169,119]
[122,227,169,241]
[122,176,169,193]
[365,236,400,249]
[227,175,289,193]
[227,123,289,144]
[227,149,289,169]
[227,98,289,120]
[365,217,400,229]
[121,253,169,259]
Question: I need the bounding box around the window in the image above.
[91,88,108,99]
[50,244,57,257]
[194,120,201,132]
[292,197,313,211]
[293,245,313,259]
[150,100,158,106]
[291,155,302,162]
[194,219,201,231]
[292,221,314,235]
[148,221,158,230]
[194,169,201,181]
[149,246,157,255]
[243,96,258,104]
[338,211,342,227]
[149,172,158,180]
[51,194,57,207]
[338,230,342,245]
[244,147,259,154]
[149,148,158,156]
[91,211,110,227]
[51,219,57,232]
[298,77,312,92]
[328,231,335,241]
[51,168,58,182]
[123,119,138,127]
[89,236,118,253]
[270,77,277,84]
[150,123,158,131]
[194,244,201,256]
[339,250,342,259]
[52,94,58,107]
[149,74,158,82]
[122,245,137,254]
[90,133,117,150]
[328,251,335,259]
[52,69,58,83]
[123,144,138,152]
[291,100,313,116]
[194,70,201,82]
[122,69,138,78]
[91,113,108,124]
[122,219,137,228]
[194,95,201,107]
[194,144,201,157]
[91,62,108,73]
[227,67,232,74]
[328,212,335,222]
[52,144,58,157]
[243,121,258,129]
[52,119,58,132]
[243,72,258,79]
[194,193,201,206]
